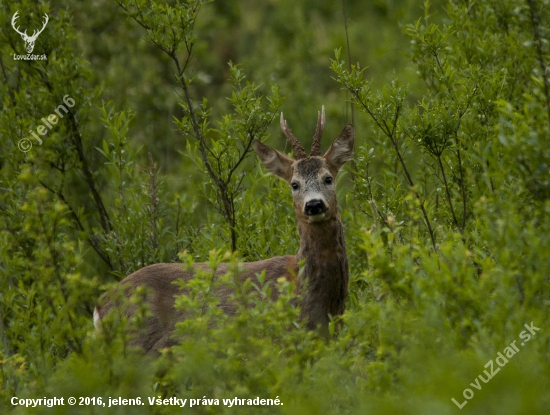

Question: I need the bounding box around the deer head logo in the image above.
[11,11,49,54]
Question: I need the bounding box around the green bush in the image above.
[1,0,549,414]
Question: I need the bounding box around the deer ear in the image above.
[253,140,294,181]
[323,124,354,171]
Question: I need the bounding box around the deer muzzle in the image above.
[305,199,328,220]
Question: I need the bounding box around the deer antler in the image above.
[310,105,325,156]
[32,13,50,37]
[29,13,49,41]
[11,11,48,41]
[11,11,27,38]
[280,112,307,160]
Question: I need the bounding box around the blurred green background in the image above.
[1,0,549,414]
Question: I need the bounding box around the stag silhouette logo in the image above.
[11,11,49,54]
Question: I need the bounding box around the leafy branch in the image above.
[331,52,437,250]
[118,0,282,251]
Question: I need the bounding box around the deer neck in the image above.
[296,212,348,330]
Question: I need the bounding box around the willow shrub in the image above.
[2,0,550,414]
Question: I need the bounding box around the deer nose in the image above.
[305,199,327,216]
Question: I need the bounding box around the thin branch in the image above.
[38,72,113,234]
[527,0,550,122]
[436,155,459,230]
[226,126,261,184]
[0,57,15,104]
[350,89,437,249]
[36,204,82,353]
[456,148,467,230]
[39,180,114,270]
[66,110,113,233]
[341,0,354,125]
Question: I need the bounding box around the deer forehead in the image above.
[291,157,332,182]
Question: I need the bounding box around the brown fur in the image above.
[95,113,354,354]
[95,256,298,353]
[297,214,348,336]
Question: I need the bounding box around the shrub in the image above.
[1,0,549,414]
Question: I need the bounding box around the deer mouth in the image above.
[307,212,326,221]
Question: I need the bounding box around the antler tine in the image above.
[310,105,325,156]
[280,112,307,160]
[11,11,27,37]
[30,13,49,40]
[40,13,49,31]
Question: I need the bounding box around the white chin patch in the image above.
[308,213,326,221]
[93,307,100,331]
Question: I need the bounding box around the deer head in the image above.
[11,11,49,54]
[253,106,354,224]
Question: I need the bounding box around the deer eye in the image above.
[324,177,333,185]
[291,182,299,190]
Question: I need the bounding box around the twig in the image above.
[437,154,459,230]
[341,0,354,125]
[39,180,113,270]
[456,148,467,231]
[527,0,550,122]
[351,89,437,249]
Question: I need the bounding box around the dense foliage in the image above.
[1,0,549,413]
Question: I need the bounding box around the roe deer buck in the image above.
[93,106,354,354]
